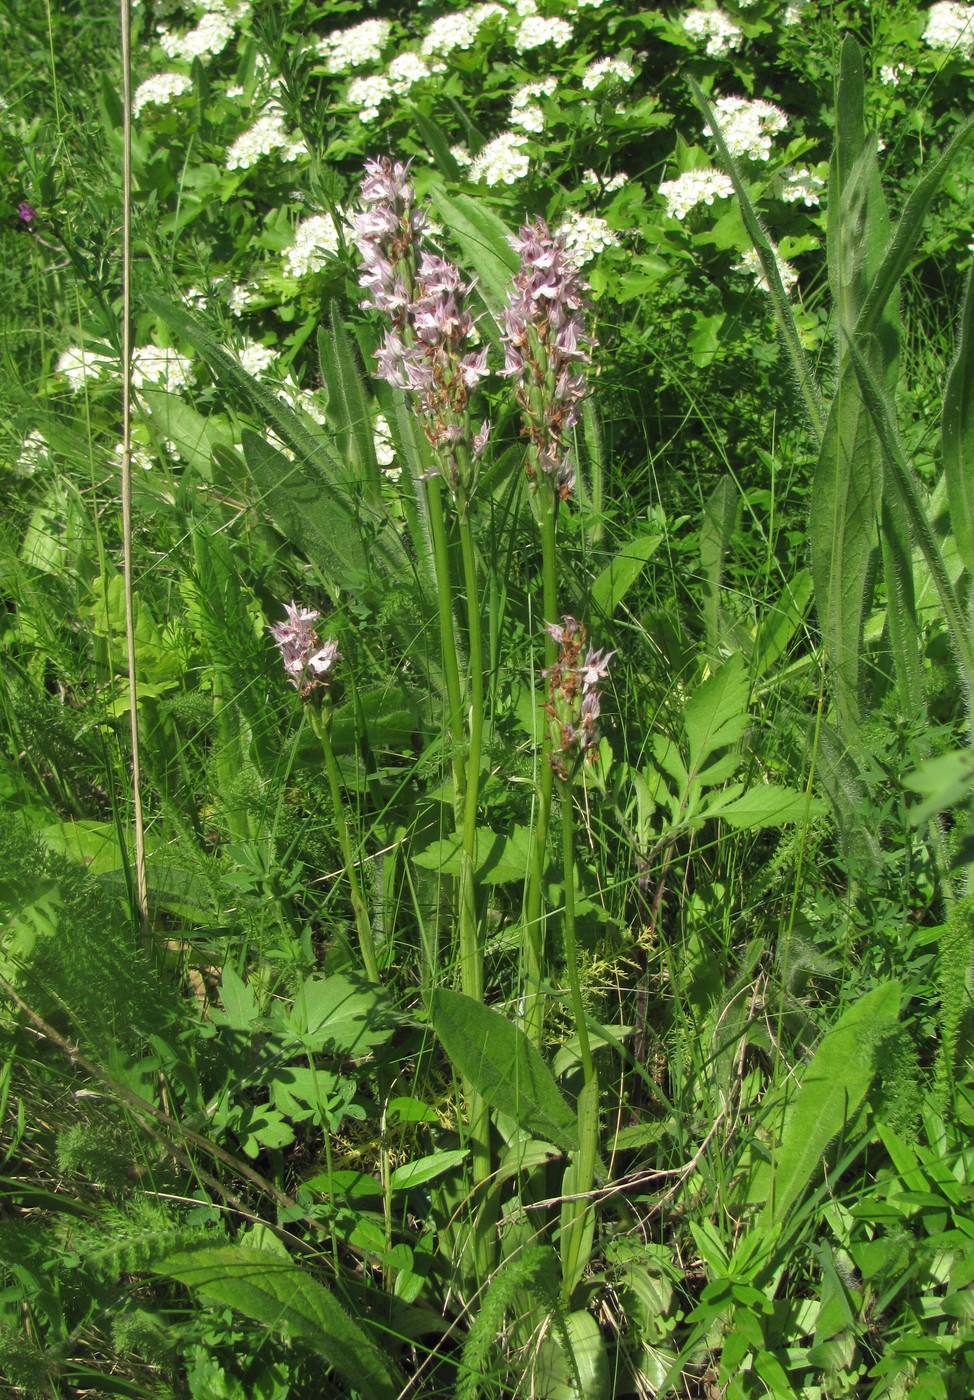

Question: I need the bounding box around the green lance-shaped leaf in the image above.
[879,490,924,723]
[153,1245,400,1400]
[317,309,383,507]
[682,653,750,783]
[699,475,738,658]
[943,255,974,580]
[590,530,662,619]
[810,40,899,740]
[752,980,901,1230]
[422,182,518,316]
[429,990,579,1154]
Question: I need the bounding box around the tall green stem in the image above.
[425,477,467,811]
[313,704,380,985]
[557,770,599,1302]
[523,487,559,1044]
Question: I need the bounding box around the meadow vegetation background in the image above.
[3,0,974,1395]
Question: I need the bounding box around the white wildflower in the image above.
[681,8,743,58]
[470,131,530,185]
[557,211,620,265]
[923,1,974,56]
[284,213,342,278]
[879,62,913,85]
[226,105,303,169]
[581,56,636,90]
[131,345,195,392]
[386,51,432,94]
[15,430,49,477]
[658,167,734,219]
[374,413,399,479]
[421,6,505,56]
[228,282,258,315]
[56,346,114,392]
[316,18,391,73]
[782,1,807,23]
[511,76,556,132]
[511,0,538,13]
[704,95,788,160]
[582,168,630,191]
[159,11,236,61]
[347,73,392,122]
[113,439,155,471]
[735,245,798,293]
[183,285,208,308]
[236,338,276,377]
[513,15,573,51]
[779,166,825,207]
[451,144,473,168]
[133,71,193,116]
[225,83,245,98]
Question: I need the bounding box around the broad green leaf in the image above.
[705,784,821,829]
[389,1148,469,1192]
[752,570,812,675]
[590,530,662,617]
[879,491,923,723]
[288,974,390,1056]
[154,1245,398,1400]
[942,256,974,579]
[421,182,517,313]
[534,1308,611,1400]
[683,654,749,777]
[429,990,579,1153]
[753,981,902,1229]
[412,825,534,884]
[214,966,259,1033]
[903,748,974,824]
[139,386,232,477]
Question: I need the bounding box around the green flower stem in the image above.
[312,702,380,985]
[523,486,559,1044]
[426,475,467,812]
[558,768,599,1302]
[457,504,491,1199]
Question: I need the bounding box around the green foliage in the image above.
[5,2,974,1395]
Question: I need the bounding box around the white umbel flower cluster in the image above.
[56,346,114,392]
[421,6,506,56]
[347,74,392,122]
[283,213,342,278]
[704,96,788,160]
[923,1,974,56]
[159,11,236,62]
[659,167,734,219]
[782,0,807,24]
[879,62,914,84]
[513,15,573,51]
[556,211,620,265]
[236,338,276,378]
[779,167,825,206]
[681,8,743,57]
[131,346,196,392]
[226,106,306,169]
[470,131,530,185]
[316,18,391,73]
[735,245,798,293]
[133,72,194,116]
[387,52,433,94]
[511,77,557,133]
[228,282,258,316]
[581,56,636,90]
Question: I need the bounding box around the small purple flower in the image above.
[269,602,340,697]
[543,616,611,776]
[18,202,37,223]
[501,219,595,500]
[352,156,492,497]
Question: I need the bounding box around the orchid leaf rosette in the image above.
[501,218,594,502]
[351,157,490,506]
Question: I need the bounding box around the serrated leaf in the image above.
[293,974,390,1056]
[706,785,822,829]
[153,1245,399,1400]
[683,655,749,776]
[429,990,578,1153]
[214,966,260,1032]
[412,825,534,884]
